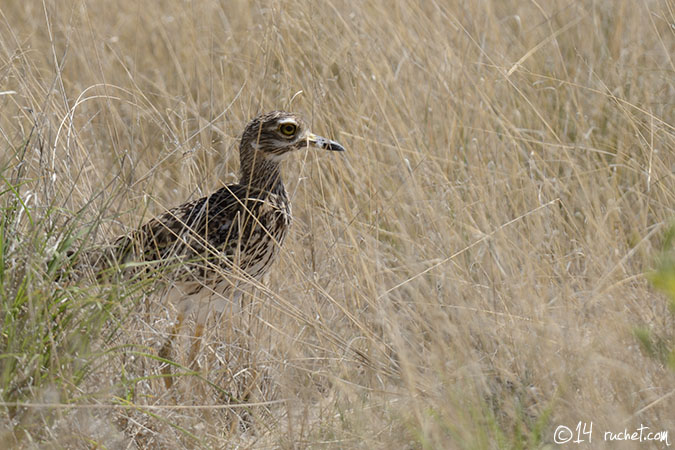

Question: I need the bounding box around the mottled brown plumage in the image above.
[112,183,292,315]
[102,111,344,386]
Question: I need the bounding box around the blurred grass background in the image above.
[0,0,674,448]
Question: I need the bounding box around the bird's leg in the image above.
[188,321,205,371]
[159,312,185,389]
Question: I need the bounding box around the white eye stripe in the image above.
[278,119,298,127]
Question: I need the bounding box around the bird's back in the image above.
[105,183,292,308]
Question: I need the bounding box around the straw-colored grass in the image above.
[1,0,674,448]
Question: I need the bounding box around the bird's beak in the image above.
[306,132,345,152]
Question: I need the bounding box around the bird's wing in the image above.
[111,184,266,272]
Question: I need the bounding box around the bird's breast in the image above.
[237,194,292,279]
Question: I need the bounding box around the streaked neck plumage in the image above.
[238,144,286,196]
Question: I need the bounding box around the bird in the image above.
[98,111,344,387]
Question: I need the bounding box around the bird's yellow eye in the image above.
[279,123,297,136]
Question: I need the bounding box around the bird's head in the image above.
[241,111,345,161]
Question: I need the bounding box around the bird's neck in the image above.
[239,149,286,195]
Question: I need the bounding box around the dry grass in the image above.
[1,0,674,448]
